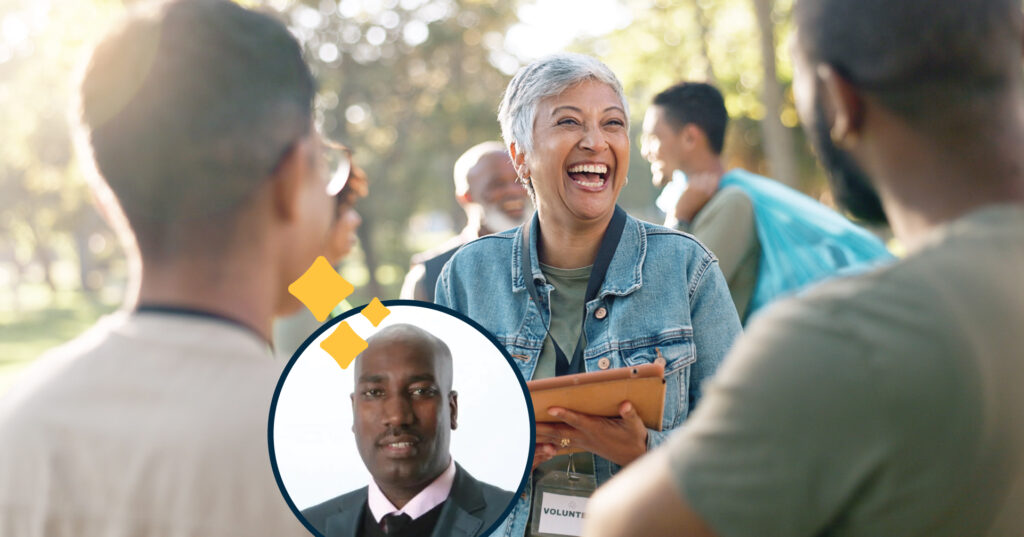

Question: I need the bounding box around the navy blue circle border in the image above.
[267,299,536,537]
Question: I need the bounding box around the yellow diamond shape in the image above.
[288,256,354,322]
[361,297,391,327]
[321,321,367,369]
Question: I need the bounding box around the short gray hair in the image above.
[498,53,629,156]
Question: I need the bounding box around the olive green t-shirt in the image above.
[534,263,590,380]
[668,204,1024,537]
[534,263,595,478]
[681,186,760,322]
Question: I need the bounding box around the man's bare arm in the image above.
[583,447,719,537]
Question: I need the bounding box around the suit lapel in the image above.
[431,463,486,537]
[324,488,367,537]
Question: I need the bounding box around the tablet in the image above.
[528,362,666,434]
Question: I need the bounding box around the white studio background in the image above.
[272,304,532,510]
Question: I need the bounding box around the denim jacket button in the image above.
[598,357,611,369]
[594,307,608,320]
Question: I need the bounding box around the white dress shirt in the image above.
[367,459,456,522]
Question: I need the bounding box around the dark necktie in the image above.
[381,512,413,535]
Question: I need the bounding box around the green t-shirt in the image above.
[534,263,595,479]
[667,204,1024,537]
[533,263,590,380]
[681,186,760,322]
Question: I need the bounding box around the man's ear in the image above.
[509,142,530,180]
[817,64,865,146]
[448,390,458,430]
[350,392,356,432]
[682,123,706,152]
[271,138,312,223]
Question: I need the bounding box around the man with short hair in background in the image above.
[642,82,890,323]
[400,141,529,302]
[587,0,1024,535]
[0,0,342,534]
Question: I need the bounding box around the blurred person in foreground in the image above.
[275,160,368,357]
[436,53,742,537]
[0,0,347,534]
[586,0,1024,535]
[642,82,891,324]
[400,141,530,302]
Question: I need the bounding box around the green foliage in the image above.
[0,0,527,307]
[0,0,834,320]
[577,0,823,193]
[283,0,524,302]
[0,0,124,302]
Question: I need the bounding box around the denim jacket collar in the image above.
[510,208,646,299]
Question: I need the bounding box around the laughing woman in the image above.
[435,54,741,537]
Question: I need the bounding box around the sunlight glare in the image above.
[505,0,631,60]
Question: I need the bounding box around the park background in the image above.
[0,0,869,393]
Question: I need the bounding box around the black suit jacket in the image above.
[301,463,514,537]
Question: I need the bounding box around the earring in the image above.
[831,125,859,149]
[829,124,844,144]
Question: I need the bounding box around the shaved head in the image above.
[355,324,453,391]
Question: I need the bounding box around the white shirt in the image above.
[0,311,308,537]
[656,169,689,226]
[367,459,456,522]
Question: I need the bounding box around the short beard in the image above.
[481,202,530,233]
[809,96,889,225]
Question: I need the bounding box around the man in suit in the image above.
[302,324,513,537]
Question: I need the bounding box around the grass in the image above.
[0,290,118,395]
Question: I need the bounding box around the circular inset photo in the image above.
[269,300,533,537]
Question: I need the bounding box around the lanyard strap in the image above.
[521,205,627,376]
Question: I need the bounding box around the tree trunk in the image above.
[11,257,25,314]
[693,0,717,85]
[751,0,799,187]
[73,227,92,292]
[3,241,25,314]
[355,218,382,300]
[28,223,58,294]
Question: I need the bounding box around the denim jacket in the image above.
[435,213,742,537]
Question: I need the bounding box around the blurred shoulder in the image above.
[446,227,518,264]
[410,232,474,266]
[0,312,125,418]
[637,217,717,262]
[712,185,752,205]
[695,185,754,225]
[740,254,960,363]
